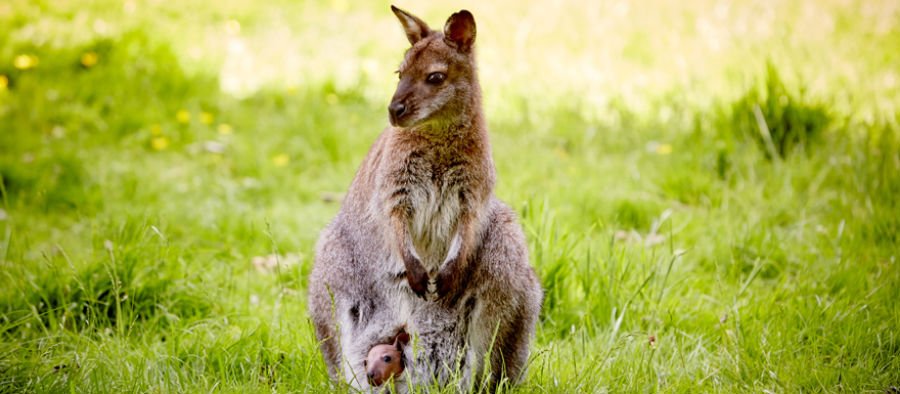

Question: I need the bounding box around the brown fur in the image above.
[308,6,543,392]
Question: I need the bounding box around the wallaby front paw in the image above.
[405,266,429,299]
[435,268,461,301]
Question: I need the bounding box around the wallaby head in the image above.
[388,6,479,129]
[364,329,410,386]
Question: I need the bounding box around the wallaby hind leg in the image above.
[308,223,357,380]
[466,199,543,388]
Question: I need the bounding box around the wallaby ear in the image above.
[443,10,476,52]
[391,5,431,45]
[395,331,410,347]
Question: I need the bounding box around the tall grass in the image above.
[1,0,899,392]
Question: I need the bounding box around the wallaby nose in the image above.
[367,371,376,384]
[389,102,407,119]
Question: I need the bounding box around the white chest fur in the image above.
[408,180,461,271]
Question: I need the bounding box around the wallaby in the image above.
[308,6,543,391]
[365,329,410,387]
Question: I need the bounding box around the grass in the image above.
[1,0,899,392]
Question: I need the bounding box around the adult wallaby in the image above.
[308,5,543,391]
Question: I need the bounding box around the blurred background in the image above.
[6,1,898,111]
[1,0,898,392]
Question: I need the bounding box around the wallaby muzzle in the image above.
[388,101,407,126]
[389,78,415,127]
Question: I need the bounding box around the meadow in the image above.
[1,0,898,392]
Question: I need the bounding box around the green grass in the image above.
[1,0,899,392]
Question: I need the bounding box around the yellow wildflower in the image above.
[151,136,169,150]
[0,75,7,91]
[655,144,673,155]
[217,123,233,135]
[81,52,99,67]
[13,54,39,70]
[176,109,190,124]
[272,154,289,167]
[200,111,214,125]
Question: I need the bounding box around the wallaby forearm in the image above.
[389,201,430,298]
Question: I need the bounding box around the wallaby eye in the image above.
[382,355,392,363]
[426,72,446,85]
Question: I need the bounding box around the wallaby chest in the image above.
[401,148,470,270]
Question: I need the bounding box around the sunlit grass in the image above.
[1,0,899,392]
